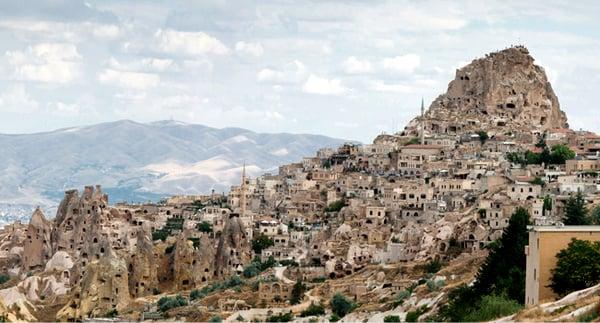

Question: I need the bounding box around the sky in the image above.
[0,1,599,143]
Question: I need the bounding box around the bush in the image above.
[300,302,325,317]
[196,221,213,233]
[157,294,187,312]
[105,309,118,318]
[291,280,306,305]
[405,305,428,322]
[0,275,10,285]
[330,293,356,318]
[164,244,175,254]
[462,295,522,322]
[190,289,203,301]
[329,313,340,322]
[420,260,444,274]
[152,288,161,295]
[209,315,222,322]
[266,311,294,322]
[550,239,600,296]
[383,315,401,322]
[325,199,346,212]
[426,279,445,292]
[251,234,274,254]
[393,289,411,307]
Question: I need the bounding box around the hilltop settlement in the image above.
[1,46,600,322]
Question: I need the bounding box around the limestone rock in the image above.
[214,214,252,278]
[173,231,215,290]
[22,207,52,272]
[57,253,129,320]
[405,46,568,137]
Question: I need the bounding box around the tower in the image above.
[240,163,247,216]
[420,97,425,145]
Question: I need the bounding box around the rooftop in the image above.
[528,225,600,232]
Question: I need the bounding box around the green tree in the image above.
[330,293,356,318]
[291,280,306,305]
[251,234,274,254]
[300,302,325,317]
[477,131,489,144]
[473,207,530,302]
[196,221,213,233]
[550,144,576,164]
[550,239,600,296]
[563,191,590,225]
[543,195,553,217]
[383,315,401,322]
[591,206,600,225]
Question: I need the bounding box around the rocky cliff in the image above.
[404,46,569,137]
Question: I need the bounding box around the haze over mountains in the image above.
[0,120,348,221]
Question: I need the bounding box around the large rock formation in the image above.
[57,252,129,320]
[173,231,215,290]
[22,208,52,271]
[404,46,568,137]
[214,214,252,278]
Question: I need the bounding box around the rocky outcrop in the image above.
[214,214,252,278]
[51,185,108,255]
[173,231,215,290]
[127,230,158,298]
[404,46,568,137]
[22,208,52,272]
[57,253,129,320]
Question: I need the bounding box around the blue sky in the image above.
[0,0,599,142]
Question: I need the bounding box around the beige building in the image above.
[525,226,600,306]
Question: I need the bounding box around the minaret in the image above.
[240,163,247,216]
[420,97,425,145]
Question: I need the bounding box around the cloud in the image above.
[48,101,80,116]
[155,29,229,56]
[91,24,120,39]
[302,74,348,95]
[235,41,264,58]
[342,56,372,74]
[5,43,81,83]
[108,57,175,72]
[0,84,39,113]
[257,60,306,83]
[382,54,421,74]
[98,69,160,89]
[369,80,413,93]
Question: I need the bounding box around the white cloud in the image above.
[257,60,306,83]
[235,41,264,58]
[370,80,413,93]
[155,29,229,56]
[108,57,175,72]
[5,43,81,83]
[48,101,80,116]
[90,24,120,39]
[302,74,348,95]
[334,121,359,128]
[341,56,372,74]
[98,69,160,90]
[0,84,39,113]
[382,54,421,74]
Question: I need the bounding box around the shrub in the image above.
[105,309,118,318]
[426,279,445,292]
[266,311,294,322]
[190,289,203,301]
[329,313,340,322]
[152,288,161,295]
[291,280,306,305]
[330,293,356,318]
[393,287,414,307]
[462,295,522,322]
[383,315,401,322]
[405,305,428,322]
[251,234,274,254]
[421,259,444,274]
[325,199,346,212]
[196,221,213,233]
[209,315,222,322]
[311,276,327,283]
[157,294,187,312]
[300,302,325,317]
[0,275,10,285]
[164,244,175,254]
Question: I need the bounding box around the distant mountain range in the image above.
[0,120,350,221]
